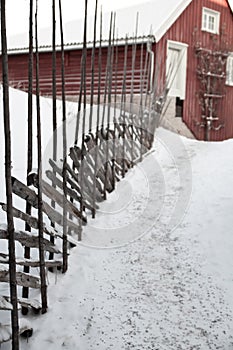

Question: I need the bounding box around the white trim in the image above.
[226,53,233,86]
[202,7,220,35]
[166,40,188,99]
[154,0,192,42]
[166,40,188,48]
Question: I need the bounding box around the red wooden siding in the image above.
[6,43,150,99]
[1,0,232,141]
[155,0,233,141]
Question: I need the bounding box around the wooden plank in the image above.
[41,179,87,223]
[1,202,38,229]
[12,176,39,207]
[79,142,114,192]
[46,170,97,212]
[49,159,101,204]
[1,295,41,311]
[69,148,106,197]
[46,201,81,232]
[0,202,54,236]
[11,177,81,233]
[28,172,86,222]
[0,203,79,244]
[114,122,141,156]
[42,201,81,234]
[0,229,61,254]
[66,162,104,203]
[0,256,63,268]
[17,297,41,311]
[0,266,41,289]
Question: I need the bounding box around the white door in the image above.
[166,41,188,100]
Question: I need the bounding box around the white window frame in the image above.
[202,7,220,34]
[226,54,233,86]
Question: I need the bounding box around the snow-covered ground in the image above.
[0,88,233,349]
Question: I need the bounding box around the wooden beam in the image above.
[1,295,41,311]
[41,179,87,223]
[0,202,79,245]
[11,177,81,233]
[0,267,41,289]
[46,170,97,212]
[12,175,86,223]
[0,230,61,254]
[49,159,99,205]
[0,256,63,268]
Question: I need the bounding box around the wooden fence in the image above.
[0,0,164,348]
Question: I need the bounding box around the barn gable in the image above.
[154,0,233,141]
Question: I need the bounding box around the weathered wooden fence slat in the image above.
[0,256,63,268]
[2,295,41,311]
[0,0,159,346]
[0,267,41,289]
[0,230,61,254]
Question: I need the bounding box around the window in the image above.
[202,7,220,34]
[226,54,233,86]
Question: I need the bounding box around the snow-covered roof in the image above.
[228,0,233,11]
[6,0,192,53]
[6,0,232,54]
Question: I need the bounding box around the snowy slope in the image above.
[14,129,233,350]
[1,88,233,349]
[0,87,79,222]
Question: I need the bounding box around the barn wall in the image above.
[155,0,233,141]
[1,0,232,140]
[5,42,150,99]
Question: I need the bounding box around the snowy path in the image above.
[7,128,231,350]
[75,234,232,350]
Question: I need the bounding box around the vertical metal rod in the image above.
[89,0,98,133]
[52,0,57,162]
[59,0,68,273]
[79,0,88,239]
[1,0,19,347]
[35,0,47,313]
[144,43,152,109]
[112,17,118,190]
[129,13,139,165]
[89,0,98,218]
[141,48,149,108]
[139,42,144,161]
[22,0,34,314]
[103,12,113,199]
[75,0,88,147]
[49,0,57,266]
[92,7,103,219]
[121,36,128,178]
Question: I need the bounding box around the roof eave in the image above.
[154,0,192,42]
[6,35,155,55]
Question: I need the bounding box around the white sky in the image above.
[5,0,233,38]
[6,0,145,37]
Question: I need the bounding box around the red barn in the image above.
[2,0,233,141]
